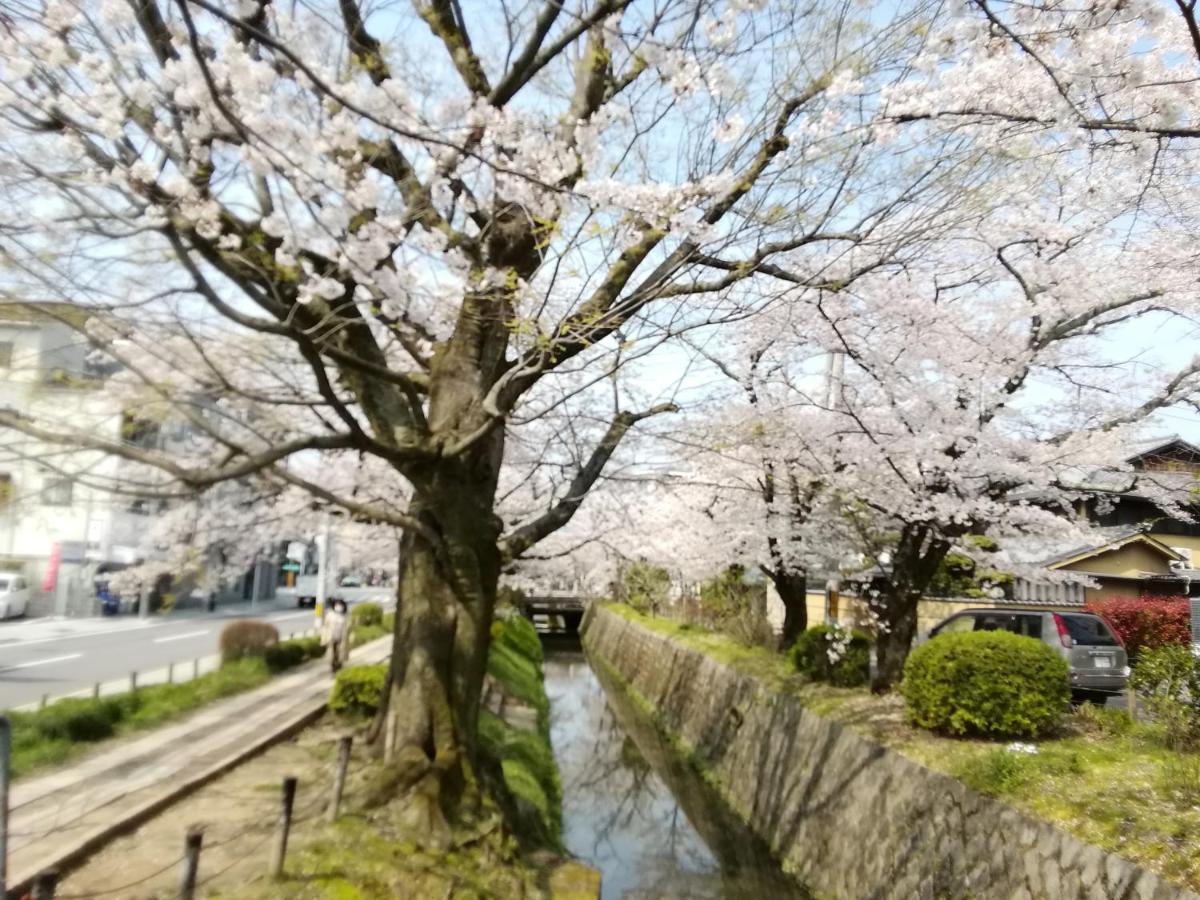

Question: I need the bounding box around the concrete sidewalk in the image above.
[5,635,391,894]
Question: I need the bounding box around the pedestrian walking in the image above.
[320,598,350,673]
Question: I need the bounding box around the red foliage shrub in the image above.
[1083,596,1191,659]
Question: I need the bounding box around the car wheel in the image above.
[1072,690,1109,706]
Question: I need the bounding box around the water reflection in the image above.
[545,650,809,899]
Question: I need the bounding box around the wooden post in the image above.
[168,662,175,684]
[327,736,352,823]
[92,682,100,700]
[269,776,297,878]
[39,694,48,711]
[1,715,10,900]
[193,658,200,680]
[179,827,202,900]
[1127,684,1139,720]
[30,869,58,900]
[129,671,137,693]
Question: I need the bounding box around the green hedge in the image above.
[264,635,324,672]
[789,624,872,687]
[901,631,1069,738]
[8,658,273,778]
[350,602,383,628]
[330,664,387,717]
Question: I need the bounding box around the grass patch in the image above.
[219,802,548,900]
[9,625,394,782]
[599,603,1200,892]
[8,658,272,779]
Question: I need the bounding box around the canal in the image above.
[544,646,809,899]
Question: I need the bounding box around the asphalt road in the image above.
[0,588,391,710]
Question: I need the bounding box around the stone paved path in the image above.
[5,636,390,893]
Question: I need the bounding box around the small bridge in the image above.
[516,593,588,635]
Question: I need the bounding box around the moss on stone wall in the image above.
[479,614,563,849]
[586,603,1200,899]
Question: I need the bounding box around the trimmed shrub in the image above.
[789,624,872,687]
[1130,644,1200,750]
[1083,596,1190,660]
[218,620,279,663]
[350,602,383,629]
[382,610,395,633]
[263,636,324,673]
[901,631,1069,738]
[33,697,123,742]
[330,664,387,717]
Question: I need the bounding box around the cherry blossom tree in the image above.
[0,0,965,821]
[708,198,1199,687]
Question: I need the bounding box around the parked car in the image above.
[0,573,30,620]
[924,608,1130,702]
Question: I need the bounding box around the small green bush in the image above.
[382,610,395,632]
[350,602,383,628]
[955,747,1032,795]
[901,631,1069,738]
[263,636,323,673]
[789,624,872,687]
[1070,702,1134,738]
[218,619,280,663]
[1131,644,1200,750]
[351,622,389,645]
[330,664,387,717]
[33,697,123,742]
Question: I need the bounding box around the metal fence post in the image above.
[269,776,297,877]
[179,827,202,900]
[193,658,200,680]
[1,715,10,900]
[327,736,352,823]
[168,662,175,684]
[129,671,137,693]
[92,682,100,700]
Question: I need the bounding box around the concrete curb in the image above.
[8,637,392,894]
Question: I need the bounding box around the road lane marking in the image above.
[153,630,210,644]
[0,653,82,672]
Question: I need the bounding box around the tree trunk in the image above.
[770,568,808,648]
[374,465,503,838]
[868,524,952,692]
[870,585,920,691]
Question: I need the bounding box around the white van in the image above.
[0,573,31,619]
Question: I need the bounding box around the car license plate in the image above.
[1093,656,1113,668]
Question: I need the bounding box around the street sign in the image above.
[59,541,87,564]
[281,562,301,572]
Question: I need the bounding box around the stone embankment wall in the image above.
[582,605,1196,900]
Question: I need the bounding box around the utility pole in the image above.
[314,512,331,625]
[823,351,845,410]
[250,549,262,612]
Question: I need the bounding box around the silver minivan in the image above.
[926,608,1130,702]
